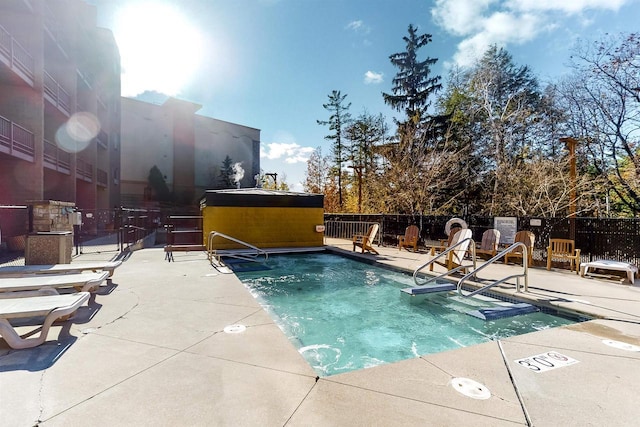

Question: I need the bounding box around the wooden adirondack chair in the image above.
[547,238,581,273]
[476,229,501,260]
[398,225,420,251]
[352,224,379,254]
[430,228,473,272]
[431,226,462,255]
[504,231,535,266]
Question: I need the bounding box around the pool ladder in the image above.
[456,242,529,297]
[207,231,268,268]
[411,240,529,296]
[412,237,477,287]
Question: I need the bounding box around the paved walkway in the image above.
[1,239,639,426]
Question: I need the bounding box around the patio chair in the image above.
[0,261,122,279]
[353,224,379,255]
[504,231,535,266]
[398,225,420,252]
[547,238,581,273]
[0,292,89,349]
[429,228,473,272]
[476,229,501,260]
[430,226,462,255]
[0,271,109,296]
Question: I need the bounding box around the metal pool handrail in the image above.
[456,242,529,297]
[412,237,476,286]
[207,231,268,264]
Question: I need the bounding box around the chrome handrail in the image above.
[207,231,268,264]
[456,242,529,297]
[412,237,476,286]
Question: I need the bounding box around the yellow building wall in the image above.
[202,206,324,248]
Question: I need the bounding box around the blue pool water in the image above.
[236,252,576,376]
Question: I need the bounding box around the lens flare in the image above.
[55,112,101,153]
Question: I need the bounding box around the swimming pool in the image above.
[236,252,577,376]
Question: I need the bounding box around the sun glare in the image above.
[114,2,205,96]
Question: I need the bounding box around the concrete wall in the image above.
[120,97,261,206]
[194,116,260,192]
[203,206,324,249]
[120,97,174,200]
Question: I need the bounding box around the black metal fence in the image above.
[324,214,640,267]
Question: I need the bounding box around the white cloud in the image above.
[261,142,314,164]
[346,20,371,34]
[506,0,627,14]
[432,0,633,68]
[364,71,384,84]
[431,0,495,36]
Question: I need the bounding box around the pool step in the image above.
[466,303,538,321]
[401,282,456,295]
[222,257,270,272]
[402,284,540,321]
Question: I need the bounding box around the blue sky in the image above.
[91,0,640,191]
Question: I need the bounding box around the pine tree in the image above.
[317,90,351,209]
[218,155,234,189]
[382,24,442,123]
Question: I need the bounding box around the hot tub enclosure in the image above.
[200,189,324,249]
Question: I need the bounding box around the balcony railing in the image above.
[76,68,93,90]
[97,168,108,187]
[43,3,69,58]
[0,114,35,162]
[43,139,71,174]
[76,158,93,182]
[44,70,71,115]
[0,23,35,84]
[97,130,108,149]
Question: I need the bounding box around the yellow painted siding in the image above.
[203,206,324,248]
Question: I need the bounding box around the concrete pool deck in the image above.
[1,238,639,426]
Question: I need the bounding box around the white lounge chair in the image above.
[0,271,109,296]
[0,292,90,349]
[0,260,122,278]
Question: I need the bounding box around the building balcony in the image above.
[75,158,93,182]
[43,3,69,59]
[44,70,71,115]
[97,130,108,150]
[44,139,71,174]
[97,168,108,187]
[0,114,35,162]
[77,68,93,91]
[0,23,35,85]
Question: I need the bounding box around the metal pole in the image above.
[560,137,577,240]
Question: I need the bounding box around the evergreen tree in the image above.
[317,90,351,209]
[218,155,235,189]
[148,165,172,202]
[382,24,442,123]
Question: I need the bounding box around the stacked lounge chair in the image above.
[0,261,121,349]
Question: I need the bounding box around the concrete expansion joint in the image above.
[36,369,47,426]
[497,340,532,426]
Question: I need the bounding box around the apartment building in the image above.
[120,97,261,207]
[0,0,121,238]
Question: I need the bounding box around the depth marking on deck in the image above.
[515,351,579,373]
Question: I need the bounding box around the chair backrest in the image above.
[404,225,419,242]
[450,228,473,264]
[446,226,462,246]
[513,231,535,253]
[480,229,501,251]
[367,224,379,242]
[549,238,574,255]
